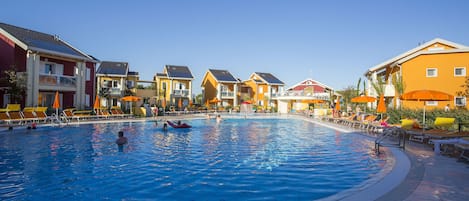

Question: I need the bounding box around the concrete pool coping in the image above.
[2,113,468,200]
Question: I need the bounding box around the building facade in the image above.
[201,69,240,107]
[365,38,469,110]
[154,65,194,108]
[0,22,97,111]
[96,61,139,108]
[243,72,284,110]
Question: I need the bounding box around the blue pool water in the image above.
[0,118,387,200]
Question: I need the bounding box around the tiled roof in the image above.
[165,65,194,79]
[128,71,139,76]
[255,72,284,84]
[209,69,238,82]
[0,22,93,60]
[97,61,128,76]
[156,73,167,77]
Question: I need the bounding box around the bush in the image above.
[387,108,469,128]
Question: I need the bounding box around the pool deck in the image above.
[311,117,469,201]
[1,114,468,200]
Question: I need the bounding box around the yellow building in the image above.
[96,61,139,108]
[365,38,469,110]
[243,72,284,109]
[201,69,240,107]
[154,65,194,108]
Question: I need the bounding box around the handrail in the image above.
[375,127,406,154]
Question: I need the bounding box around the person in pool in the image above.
[115,131,128,145]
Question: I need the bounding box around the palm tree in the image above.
[392,73,406,109]
[98,88,110,108]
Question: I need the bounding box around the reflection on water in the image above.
[0,118,387,200]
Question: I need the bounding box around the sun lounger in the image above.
[455,143,469,162]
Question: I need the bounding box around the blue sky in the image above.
[2,0,469,94]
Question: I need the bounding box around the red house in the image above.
[0,22,97,111]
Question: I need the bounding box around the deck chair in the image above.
[22,107,38,123]
[0,104,21,112]
[34,107,52,123]
[7,111,25,125]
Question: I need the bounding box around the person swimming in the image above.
[115,131,128,145]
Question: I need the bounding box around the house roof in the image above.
[286,78,333,91]
[208,69,238,82]
[96,61,129,76]
[364,38,468,75]
[395,48,469,65]
[253,72,284,85]
[0,22,95,61]
[164,65,194,79]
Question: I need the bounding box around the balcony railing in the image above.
[39,74,76,88]
[173,89,190,97]
[221,91,234,98]
[110,88,122,96]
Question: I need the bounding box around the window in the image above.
[162,82,167,90]
[454,67,466,77]
[426,101,437,106]
[127,80,134,89]
[426,68,437,77]
[85,94,90,107]
[86,68,91,81]
[455,96,466,106]
[112,80,119,88]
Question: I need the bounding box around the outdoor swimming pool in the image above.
[0,118,388,200]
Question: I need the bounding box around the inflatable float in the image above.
[167,121,192,128]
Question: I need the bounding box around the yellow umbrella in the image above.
[400,90,453,125]
[53,91,60,116]
[376,94,386,113]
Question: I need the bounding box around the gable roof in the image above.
[0,22,95,61]
[164,65,194,79]
[286,78,333,91]
[208,69,238,82]
[252,72,284,85]
[96,61,129,76]
[365,38,468,75]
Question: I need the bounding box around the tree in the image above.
[1,67,27,104]
[337,85,358,112]
[392,73,406,109]
[371,76,385,96]
[195,93,203,104]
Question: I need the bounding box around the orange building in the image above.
[201,69,240,107]
[243,72,284,109]
[365,38,469,110]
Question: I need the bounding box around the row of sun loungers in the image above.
[0,104,134,126]
[323,114,469,162]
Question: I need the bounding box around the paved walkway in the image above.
[377,141,469,201]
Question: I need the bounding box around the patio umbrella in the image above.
[53,91,60,117]
[351,95,376,113]
[178,98,183,109]
[376,94,386,113]
[302,99,325,104]
[209,97,221,104]
[334,97,341,111]
[93,95,100,112]
[400,90,453,125]
[121,96,141,114]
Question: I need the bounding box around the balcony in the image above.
[109,88,122,96]
[173,89,190,97]
[39,74,76,88]
[221,91,235,98]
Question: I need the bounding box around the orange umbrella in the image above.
[93,95,100,110]
[400,90,453,125]
[376,94,386,113]
[121,96,141,102]
[334,97,341,111]
[121,96,141,114]
[161,99,166,108]
[302,99,325,104]
[189,100,193,107]
[53,91,60,116]
[351,96,376,103]
[178,98,183,109]
[400,90,453,101]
